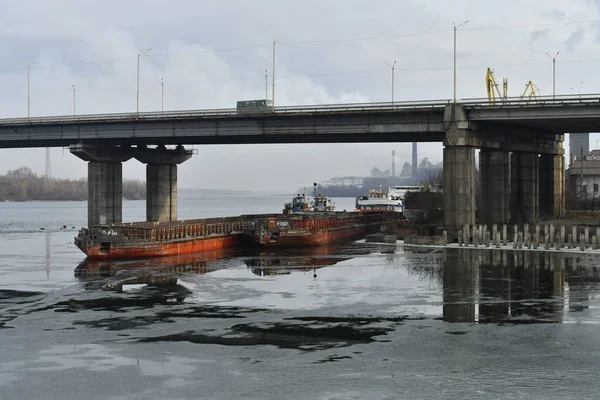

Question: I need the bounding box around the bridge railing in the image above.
[462,93,600,107]
[2,95,600,125]
[0,99,452,125]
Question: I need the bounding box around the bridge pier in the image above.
[135,145,193,222]
[510,152,539,223]
[443,146,476,228]
[479,149,510,226]
[70,144,134,227]
[539,154,565,219]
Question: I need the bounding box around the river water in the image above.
[0,193,599,399]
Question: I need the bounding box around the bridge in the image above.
[2,95,596,233]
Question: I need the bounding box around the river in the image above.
[0,193,599,399]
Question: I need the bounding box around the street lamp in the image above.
[545,51,559,100]
[385,61,396,104]
[71,85,76,115]
[258,69,268,102]
[453,20,469,103]
[28,60,39,119]
[272,37,286,107]
[136,48,151,116]
[155,77,164,113]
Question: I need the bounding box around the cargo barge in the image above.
[74,193,395,259]
[243,211,389,248]
[74,214,279,260]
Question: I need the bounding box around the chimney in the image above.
[392,150,396,177]
[412,142,418,178]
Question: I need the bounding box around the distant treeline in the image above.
[0,167,146,201]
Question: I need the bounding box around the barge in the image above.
[74,214,278,260]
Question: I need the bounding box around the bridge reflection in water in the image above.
[427,249,600,324]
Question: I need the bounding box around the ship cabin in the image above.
[311,194,336,212]
[283,194,309,214]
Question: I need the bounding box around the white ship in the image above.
[355,185,420,213]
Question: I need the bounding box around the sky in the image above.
[1,0,600,192]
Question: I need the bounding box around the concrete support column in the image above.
[146,164,178,222]
[510,152,539,222]
[443,146,476,229]
[135,146,193,222]
[88,162,122,226]
[539,154,565,218]
[70,144,133,227]
[479,150,510,226]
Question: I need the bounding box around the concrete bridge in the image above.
[2,95,598,231]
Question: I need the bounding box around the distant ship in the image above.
[355,185,420,213]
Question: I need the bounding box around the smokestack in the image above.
[392,150,396,177]
[412,142,418,178]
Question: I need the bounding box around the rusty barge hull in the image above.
[75,214,281,260]
[245,212,390,248]
[256,225,368,247]
[77,234,245,259]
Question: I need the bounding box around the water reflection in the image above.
[243,245,353,277]
[415,248,600,324]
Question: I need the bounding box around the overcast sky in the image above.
[1,0,599,192]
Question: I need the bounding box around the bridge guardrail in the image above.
[2,95,600,126]
[0,100,451,125]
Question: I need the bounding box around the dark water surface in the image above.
[1,195,599,399]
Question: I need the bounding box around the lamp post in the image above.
[28,60,39,119]
[155,78,164,113]
[453,20,469,103]
[136,48,151,116]
[259,69,268,102]
[385,61,396,104]
[545,51,559,100]
[71,85,75,115]
[272,37,286,107]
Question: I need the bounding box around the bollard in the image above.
[580,234,585,251]
[493,224,498,239]
[513,225,518,243]
[585,227,590,248]
[549,225,555,247]
[572,226,578,248]
[464,226,469,246]
[528,233,532,249]
[485,231,490,247]
[555,232,561,250]
[592,235,597,250]
[496,231,501,248]
[517,232,523,249]
[474,231,479,248]
[442,230,448,245]
[502,224,508,246]
[545,233,550,250]
[533,233,539,249]
[535,225,541,247]
[568,233,573,249]
[560,225,566,244]
[458,230,463,246]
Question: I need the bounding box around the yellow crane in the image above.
[520,81,539,103]
[486,68,540,104]
[485,68,507,104]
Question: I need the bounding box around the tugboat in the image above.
[284,183,335,214]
